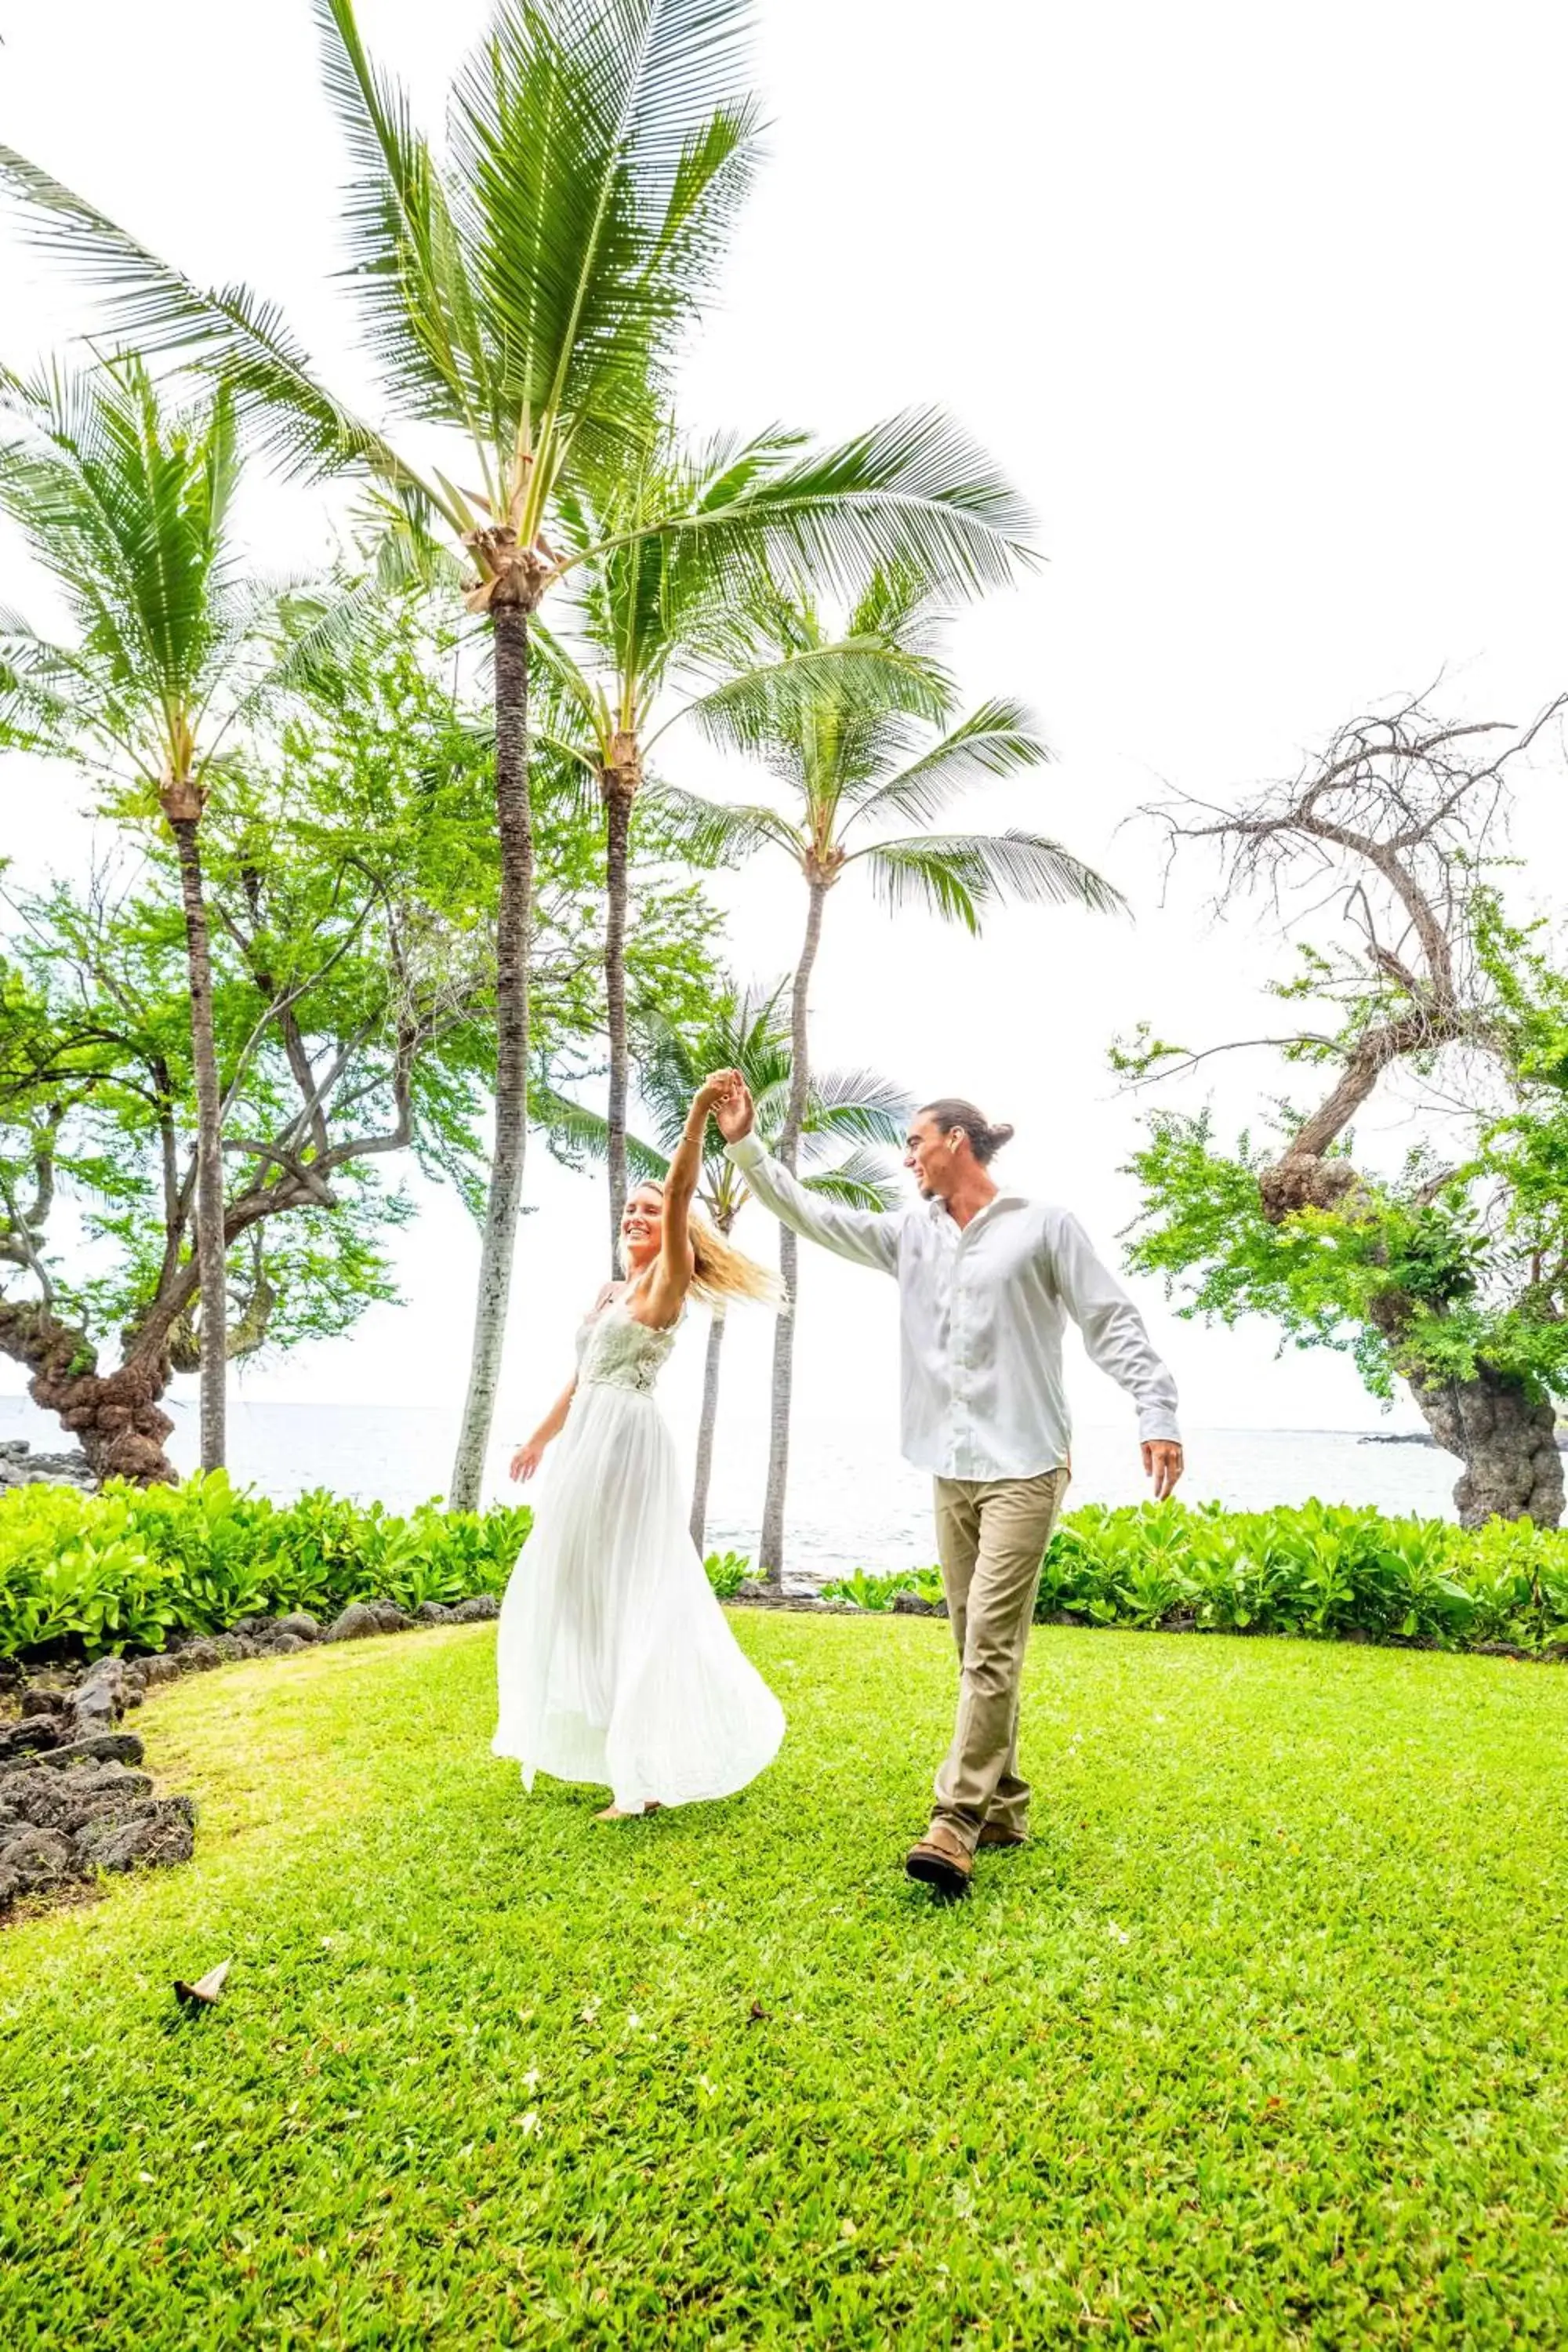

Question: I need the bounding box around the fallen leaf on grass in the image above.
[173,1960,231,2010]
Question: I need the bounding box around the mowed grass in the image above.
[3,1619,1567,2348]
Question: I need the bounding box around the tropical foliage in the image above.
[821,1498,1568,1653]
[0,1473,532,1661]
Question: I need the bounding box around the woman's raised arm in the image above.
[642,1076,728,1327]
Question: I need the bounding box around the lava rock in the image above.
[368,1602,412,1634]
[70,1658,129,1732]
[263,1632,307,1656]
[449,1593,500,1623]
[20,1686,67,1719]
[274,1612,321,1644]
[175,1639,223,1673]
[76,1795,197,1875]
[414,1601,454,1624]
[205,1634,258,1663]
[232,1614,277,1639]
[325,1602,383,1642]
[10,1764,155,1835]
[0,1716,67,1759]
[0,1730,147,1775]
[0,1825,77,1892]
[138,1653,183,1687]
[891,1592,946,1617]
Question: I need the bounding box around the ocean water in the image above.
[0,1392,1464,1586]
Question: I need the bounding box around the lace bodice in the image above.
[576,1300,680,1395]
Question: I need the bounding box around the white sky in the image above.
[3,0,1568,1501]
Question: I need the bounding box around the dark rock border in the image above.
[0,1590,503,1926]
[0,1671,191,1924]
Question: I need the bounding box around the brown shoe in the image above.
[978,1823,1029,1849]
[905,1822,973,1896]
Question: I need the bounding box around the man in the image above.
[710,1076,1184,1898]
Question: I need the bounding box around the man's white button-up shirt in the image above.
[726,1133,1181,1482]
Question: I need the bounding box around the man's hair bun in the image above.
[920,1099,1016,1167]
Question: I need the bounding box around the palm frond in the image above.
[583,406,1037,604]
[840,698,1053,834]
[638,781,801,866]
[449,0,760,489]
[800,1146,902,1213]
[0,358,258,743]
[799,1066,913,1151]
[855,830,1127,931]
[677,636,950,759]
[314,0,500,443]
[0,145,438,501]
[535,1085,670,1181]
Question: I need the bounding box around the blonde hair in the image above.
[623,1183,787,1310]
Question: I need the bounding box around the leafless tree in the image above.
[1145,689,1568,1526]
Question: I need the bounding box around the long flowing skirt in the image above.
[492,1383,785,1810]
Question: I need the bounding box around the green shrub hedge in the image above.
[12,1484,1568,1668]
[820,1500,1568,1654]
[0,1475,533,1661]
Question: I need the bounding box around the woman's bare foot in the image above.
[593,1801,662,1821]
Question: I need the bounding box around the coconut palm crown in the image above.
[658,564,1129,1577]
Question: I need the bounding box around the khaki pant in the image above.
[930,1468,1069,1852]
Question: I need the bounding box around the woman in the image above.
[492,1073,785,1820]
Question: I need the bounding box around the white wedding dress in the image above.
[492,1299,786,1811]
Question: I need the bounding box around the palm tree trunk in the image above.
[450,602,534,1509]
[168,815,227,1473]
[758,879,827,1584]
[603,776,633,1269]
[689,1298,728,1553]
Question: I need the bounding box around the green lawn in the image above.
[3,1619,1566,2348]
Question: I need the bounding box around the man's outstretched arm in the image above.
[712,1073,902,1276]
[1049,1209,1185,1497]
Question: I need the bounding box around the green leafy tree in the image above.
[662,570,1125,1578]
[0,357,345,1470]
[543,978,908,1549]
[1120,695,1568,1528]
[0,0,1036,1504]
[0,601,722,1482]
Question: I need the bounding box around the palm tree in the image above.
[664,571,1129,1580]
[0,357,313,1470]
[541,433,944,1262]
[543,978,908,1550]
[0,0,1036,1507]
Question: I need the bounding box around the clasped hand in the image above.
[702,1068,753,1141]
